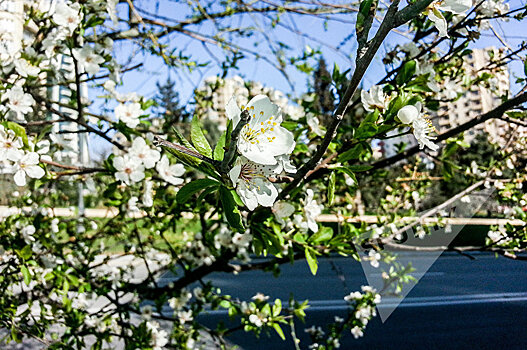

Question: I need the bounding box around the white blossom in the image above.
[115,102,143,128]
[12,152,45,186]
[226,95,295,165]
[397,103,439,151]
[425,0,472,37]
[367,249,381,268]
[303,189,322,233]
[0,125,24,162]
[272,201,295,226]
[113,155,145,184]
[146,321,169,350]
[351,326,364,339]
[307,113,325,136]
[53,2,82,35]
[2,86,35,118]
[129,137,160,169]
[107,0,119,24]
[72,45,105,75]
[229,156,278,211]
[156,155,185,185]
[21,225,36,243]
[14,58,40,78]
[361,85,389,112]
[143,180,154,207]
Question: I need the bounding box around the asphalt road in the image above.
[192,252,527,350]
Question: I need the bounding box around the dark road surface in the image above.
[185,252,527,350]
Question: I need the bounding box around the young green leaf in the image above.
[327,171,336,205]
[309,226,333,244]
[338,143,365,162]
[191,115,213,157]
[396,60,417,86]
[305,248,318,275]
[219,186,244,232]
[176,178,220,204]
[273,323,286,340]
[21,265,31,286]
[214,129,227,161]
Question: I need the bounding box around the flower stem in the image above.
[219,109,250,174]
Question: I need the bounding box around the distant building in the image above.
[0,0,24,56]
[436,48,510,141]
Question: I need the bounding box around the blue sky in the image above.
[89,0,527,157]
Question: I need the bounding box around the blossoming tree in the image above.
[0,0,526,349]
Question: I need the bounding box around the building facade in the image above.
[436,48,510,141]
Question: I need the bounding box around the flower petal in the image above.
[247,95,282,125]
[14,170,26,186]
[428,8,448,37]
[397,105,419,124]
[25,165,45,179]
[226,96,241,127]
[253,178,278,208]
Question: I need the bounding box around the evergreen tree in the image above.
[312,58,335,117]
[154,78,188,131]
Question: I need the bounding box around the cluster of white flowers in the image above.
[0,126,46,186]
[180,231,216,267]
[1,85,36,121]
[146,321,169,350]
[227,95,297,210]
[477,0,510,29]
[213,225,252,258]
[115,102,144,128]
[344,286,381,339]
[365,249,382,268]
[113,136,184,188]
[487,225,511,244]
[425,0,472,37]
[272,189,323,233]
[397,102,439,151]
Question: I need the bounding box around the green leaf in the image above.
[396,60,417,86]
[16,245,32,260]
[355,123,378,140]
[405,75,434,93]
[338,143,365,162]
[170,127,202,166]
[332,62,340,82]
[305,248,318,275]
[309,226,333,244]
[214,130,227,161]
[21,265,31,285]
[2,121,28,146]
[230,189,245,207]
[335,167,358,185]
[327,171,336,205]
[356,0,375,34]
[219,186,244,232]
[273,299,282,317]
[176,178,220,204]
[273,323,286,340]
[524,59,527,77]
[191,115,212,157]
